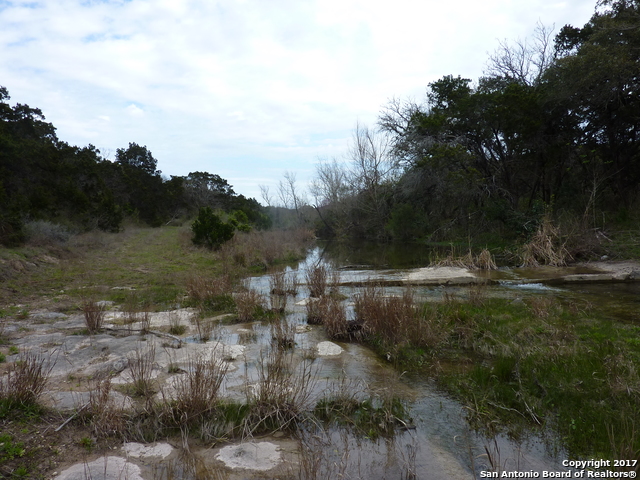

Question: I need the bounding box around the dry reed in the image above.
[235,283,266,322]
[432,247,497,270]
[323,297,350,341]
[88,378,126,438]
[82,300,106,334]
[127,343,156,398]
[520,216,572,266]
[271,318,296,350]
[0,349,54,406]
[186,274,232,304]
[244,346,317,435]
[171,352,229,420]
[306,264,328,298]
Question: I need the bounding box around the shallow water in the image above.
[228,247,619,478]
[40,242,637,479]
[280,246,640,474]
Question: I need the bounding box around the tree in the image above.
[115,142,160,176]
[183,171,235,211]
[549,0,640,207]
[346,122,397,238]
[113,143,165,225]
[191,207,235,249]
[277,171,308,226]
[485,21,556,86]
[309,157,352,237]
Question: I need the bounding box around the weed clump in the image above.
[306,264,328,297]
[81,300,106,334]
[87,378,126,438]
[170,352,229,421]
[234,284,266,322]
[0,350,53,409]
[432,247,497,270]
[243,347,317,435]
[520,216,572,266]
[127,343,156,398]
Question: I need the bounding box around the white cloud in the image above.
[125,104,145,118]
[0,0,596,200]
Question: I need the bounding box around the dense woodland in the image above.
[302,0,640,248]
[2,0,639,252]
[0,88,270,246]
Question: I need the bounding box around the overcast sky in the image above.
[0,0,595,202]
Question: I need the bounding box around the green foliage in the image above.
[386,203,423,240]
[0,86,268,245]
[314,396,410,439]
[191,207,236,249]
[311,0,640,244]
[0,434,25,462]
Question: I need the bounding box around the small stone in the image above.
[316,341,343,356]
[215,442,281,471]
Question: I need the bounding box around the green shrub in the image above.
[191,207,235,249]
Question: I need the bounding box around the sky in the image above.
[0,0,596,203]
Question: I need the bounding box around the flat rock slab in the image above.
[215,442,281,471]
[316,341,343,356]
[122,442,173,459]
[55,456,142,480]
[43,390,133,412]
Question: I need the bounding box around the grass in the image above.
[430,246,498,270]
[0,350,54,409]
[81,299,106,333]
[1,225,430,478]
[306,263,328,297]
[242,346,318,436]
[343,285,640,459]
[127,342,157,398]
[169,351,229,421]
[314,396,410,439]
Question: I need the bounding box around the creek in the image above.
[24,241,638,479]
[241,243,640,478]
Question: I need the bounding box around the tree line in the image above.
[303,0,640,245]
[0,87,269,246]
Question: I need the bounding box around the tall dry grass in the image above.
[127,343,156,398]
[305,296,327,325]
[520,216,572,266]
[0,350,54,406]
[82,300,106,334]
[88,378,126,438]
[306,264,328,297]
[432,247,497,270]
[234,285,266,322]
[269,272,288,312]
[186,274,232,305]
[171,352,229,420]
[243,346,317,435]
[218,228,315,270]
[271,318,296,350]
[323,297,350,341]
[354,286,444,360]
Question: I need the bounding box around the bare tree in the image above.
[485,21,555,86]
[309,157,353,236]
[348,121,397,193]
[347,122,398,237]
[277,171,308,225]
[309,157,350,207]
[259,184,273,207]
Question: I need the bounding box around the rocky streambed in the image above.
[2,258,639,479]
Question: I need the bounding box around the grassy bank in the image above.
[353,288,640,460]
[0,225,314,312]
[0,225,417,479]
